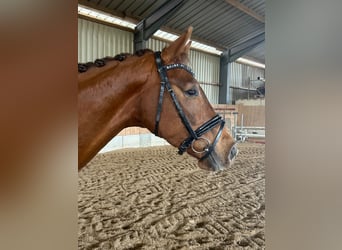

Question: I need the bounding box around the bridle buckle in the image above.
[191,137,210,154]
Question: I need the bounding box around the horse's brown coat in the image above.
[78,27,235,170]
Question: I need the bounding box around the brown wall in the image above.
[236,104,265,127]
[118,127,150,136]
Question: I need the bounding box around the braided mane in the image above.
[78,49,153,73]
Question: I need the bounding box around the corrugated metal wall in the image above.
[229,62,265,102]
[229,62,265,88]
[191,51,220,104]
[78,18,220,103]
[78,18,133,62]
[78,18,264,104]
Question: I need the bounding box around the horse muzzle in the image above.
[228,143,238,161]
[198,143,238,171]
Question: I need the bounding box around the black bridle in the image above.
[154,51,225,160]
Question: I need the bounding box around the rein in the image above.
[154,51,225,160]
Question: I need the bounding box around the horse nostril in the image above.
[229,145,238,161]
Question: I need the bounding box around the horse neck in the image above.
[78,55,155,166]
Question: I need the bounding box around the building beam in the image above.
[134,0,184,51]
[219,51,231,104]
[225,0,265,23]
[219,32,265,104]
[228,32,265,62]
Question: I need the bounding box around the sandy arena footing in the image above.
[79,143,265,249]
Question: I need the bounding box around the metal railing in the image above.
[232,113,265,142]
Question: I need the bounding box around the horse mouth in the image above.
[198,152,228,171]
[197,146,238,171]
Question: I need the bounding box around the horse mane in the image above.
[78,49,154,73]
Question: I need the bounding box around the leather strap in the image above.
[199,119,225,160]
[178,115,224,155]
[154,52,198,140]
[154,52,166,136]
[153,51,225,160]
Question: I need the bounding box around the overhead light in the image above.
[78,4,223,55]
[191,41,222,55]
[236,57,265,69]
[78,5,265,64]
[154,30,178,41]
[153,30,222,55]
[78,5,136,29]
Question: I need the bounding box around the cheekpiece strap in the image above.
[154,52,198,140]
[154,52,166,136]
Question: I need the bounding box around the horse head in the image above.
[140,27,238,171]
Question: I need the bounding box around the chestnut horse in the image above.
[78,27,237,171]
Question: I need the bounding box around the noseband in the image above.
[154,51,225,160]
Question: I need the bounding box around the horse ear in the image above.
[184,40,192,54]
[162,26,193,63]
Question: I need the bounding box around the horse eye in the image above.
[185,88,198,97]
